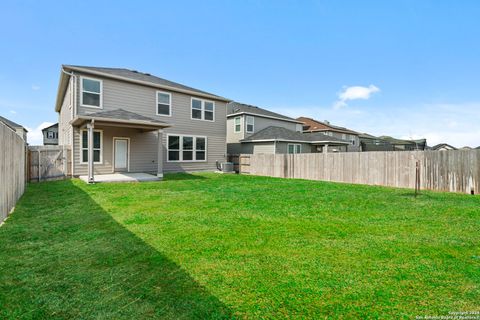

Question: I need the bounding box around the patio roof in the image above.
[70,108,171,130]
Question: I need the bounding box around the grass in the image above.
[0,173,479,319]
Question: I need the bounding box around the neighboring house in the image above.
[459,146,473,150]
[240,126,349,154]
[430,143,457,151]
[226,102,304,154]
[359,133,427,151]
[226,102,348,154]
[297,117,361,152]
[42,123,59,145]
[0,116,28,141]
[55,65,229,181]
[379,136,427,151]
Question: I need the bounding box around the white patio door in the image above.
[114,138,129,172]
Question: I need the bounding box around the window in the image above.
[342,134,346,140]
[81,130,102,163]
[191,98,215,121]
[81,77,102,108]
[246,116,254,133]
[168,135,207,162]
[156,91,171,116]
[47,131,57,139]
[234,117,241,133]
[288,144,301,154]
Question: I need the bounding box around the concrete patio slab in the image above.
[79,173,160,183]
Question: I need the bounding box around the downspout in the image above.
[62,67,77,177]
[274,140,277,154]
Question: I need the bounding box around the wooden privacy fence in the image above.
[239,150,480,194]
[28,146,72,182]
[0,122,26,224]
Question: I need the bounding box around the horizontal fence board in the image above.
[239,150,480,194]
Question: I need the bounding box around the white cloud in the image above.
[334,85,380,109]
[31,85,40,91]
[9,110,16,114]
[26,122,54,145]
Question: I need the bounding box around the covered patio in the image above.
[71,109,171,183]
[79,172,160,183]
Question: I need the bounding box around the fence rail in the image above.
[0,122,26,224]
[27,146,72,182]
[239,150,480,194]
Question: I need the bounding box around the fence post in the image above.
[38,149,41,182]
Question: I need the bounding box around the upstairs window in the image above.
[246,116,254,133]
[288,144,301,154]
[191,98,215,121]
[234,117,241,133]
[157,91,171,116]
[81,77,102,108]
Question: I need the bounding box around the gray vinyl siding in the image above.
[226,116,244,143]
[72,72,226,172]
[275,142,313,154]
[73,126,158,176]
[244,116,299,140]
[58,81,73,146]
[241,142,275,154]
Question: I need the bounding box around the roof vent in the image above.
[131,70,139,73]
[144,73,151,76]
[324,120,330,124]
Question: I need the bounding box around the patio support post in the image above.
[157,129,164,180]
[87,120,95,183]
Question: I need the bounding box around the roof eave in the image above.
[70,115,172,129]
[227,112,304,124]
[63,65,231,103]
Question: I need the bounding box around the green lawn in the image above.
[0,173,479,319]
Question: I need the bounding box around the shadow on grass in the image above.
[0,180,231,319]
[164,172,208,181]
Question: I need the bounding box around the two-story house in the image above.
[297,117,360,152]
[227,102,348,154]
[55,65,230,182]
[42,123,59,145]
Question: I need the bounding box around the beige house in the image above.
[55,65,229,182]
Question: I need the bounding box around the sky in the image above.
[0,0,479,147]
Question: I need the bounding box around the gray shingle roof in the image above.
[85,108,168,124]
[431,143,457,150]
[241,126,349,144]
[0,115,26,131]
[227,102,302,123]
[64,65,228,100]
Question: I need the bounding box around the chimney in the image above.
[324,120,330,125]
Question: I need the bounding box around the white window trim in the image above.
[80,76,103,109]
[246,116,255,133]
[234,116,241,133]
[156,91,172,117]
[190,97,215,122]
[80,129,103,164]
[288,143,301,154]
[167,134,208,163]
